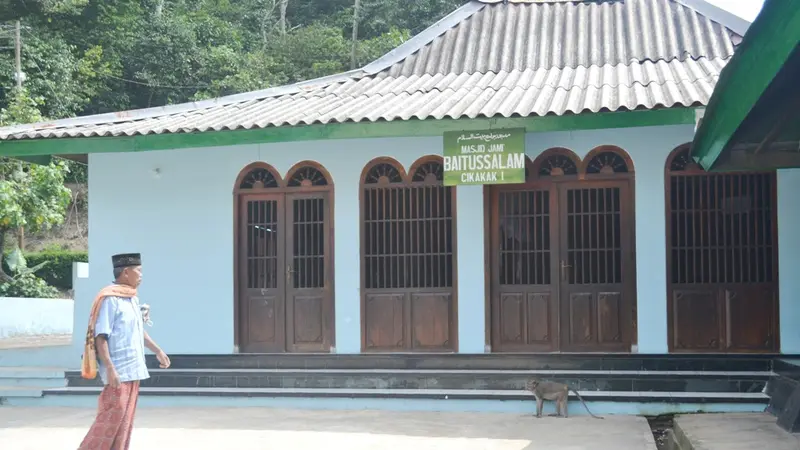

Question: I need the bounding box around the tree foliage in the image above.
[0,87,44,126]
[0,88,72,281]
[0,247,61,298]
[1,0,467,117]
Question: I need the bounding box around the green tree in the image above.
[0,88,72,283]
[0,88,44,126]
[0,0,88,20]
[1,0,463,118]
[0,159,72,283]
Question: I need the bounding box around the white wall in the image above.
[0,297,74,339]
[74,124,695,357]
[778,169,800,353]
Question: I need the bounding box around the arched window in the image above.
[361,156,456,352]
[532,148,581,179]
[665,145,778,352]
[582,146,633,176]
[238,164,282,190]
[287,164,330,187]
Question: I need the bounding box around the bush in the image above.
[2,250,87,290]
[0,272,61,298]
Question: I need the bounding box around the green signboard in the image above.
[442,128,526,186]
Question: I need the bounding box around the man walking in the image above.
[78,253,170,450]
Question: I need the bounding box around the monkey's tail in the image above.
[570,389,604,419]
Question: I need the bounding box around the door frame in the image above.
[233,162,335,353]
[484,148,638,353]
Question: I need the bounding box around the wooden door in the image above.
[239,193,333,353]
[666,147,779,353]
[557,181,634,352]
[489,181,635,353]
[490,186,560,351]
[239,194,286,353]
[360,158,457,352]
[285,193,333,352]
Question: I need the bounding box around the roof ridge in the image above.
[671,0,751,35]
[476,0,750,35]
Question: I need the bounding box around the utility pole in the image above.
[14,19,25,250]
[350,0,360,70]
[14,20,21,89]
[279,0,288,35]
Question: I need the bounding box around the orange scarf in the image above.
[81,284,138,379]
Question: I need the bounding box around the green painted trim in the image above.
[692,0,800,170]
[0,108,695,158]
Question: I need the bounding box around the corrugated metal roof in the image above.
[387,0,737,76]
[0,0,745,141]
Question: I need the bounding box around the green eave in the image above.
[691,0,800,172]
[0,108,696,158]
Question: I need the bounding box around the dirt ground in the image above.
[0,406,658,450]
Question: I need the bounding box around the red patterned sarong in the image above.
[78,381,140,450]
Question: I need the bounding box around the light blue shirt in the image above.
[94,293,150,385]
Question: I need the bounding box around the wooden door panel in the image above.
[240,196,286,353]
[246,295,282,352]
[565,292,594,345]
[672,289,722,351]
[286,194,331,352]
[558,183,633,352]
[527,292,554,344]
[289,295,325,346]
[726,285,777,351]
[497,292,525,345]
[411,292,453,349]
[597,292,624,344]
[364,293,405,350]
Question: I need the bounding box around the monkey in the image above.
[525,379,604,419]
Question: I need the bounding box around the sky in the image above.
[705,0,765,21]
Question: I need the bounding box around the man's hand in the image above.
[156,350,171,369]
[106,367,121,388]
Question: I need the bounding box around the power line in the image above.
[100,73,212,90]
[14,20,21,88]
[19,28,210,91]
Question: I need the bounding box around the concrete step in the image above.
[146,354,778,372]
[0,366,67,389]
[65,368,774,393]
[3,387,768,415]
[44,386,771,403]
[0,385,45,398]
